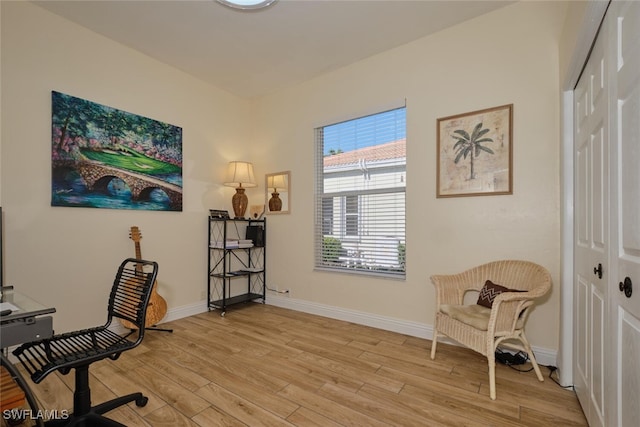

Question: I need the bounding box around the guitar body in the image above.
[120,226,168,330]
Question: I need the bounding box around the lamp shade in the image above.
[267,174,288,191]
[224,161,257,188]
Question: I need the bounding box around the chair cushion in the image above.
[440,304,492,330]
[477,280,510,308]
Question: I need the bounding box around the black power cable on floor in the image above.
[545,365,576,391]
[496,348,577,391]
[495,348,532,372]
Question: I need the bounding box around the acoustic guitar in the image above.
[120,226,168,330]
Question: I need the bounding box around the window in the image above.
[345,195,359,236]
[321,198,334,236]
[315,107,406,277]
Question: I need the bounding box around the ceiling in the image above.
[33,0,512,99]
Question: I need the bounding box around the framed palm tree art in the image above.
[436,104,513,198]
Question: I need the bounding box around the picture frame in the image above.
[436,104,513,198]
[209,209,230,219]
[265,171,290,214]
[249,205,265,219]
[51,91,183,211]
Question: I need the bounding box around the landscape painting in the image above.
[51,91,183,211]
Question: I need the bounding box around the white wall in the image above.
[253,0,567,352]
[0,2,253,332]
[1,1,568,356]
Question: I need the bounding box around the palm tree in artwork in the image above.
[452,122,494,180]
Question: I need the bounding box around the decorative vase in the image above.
[232,188,248,218]
[269,192,282,211]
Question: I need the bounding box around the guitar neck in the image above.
[134,242,143,260]
[134,242,144,273]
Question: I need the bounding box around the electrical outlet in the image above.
[269,286,290,295]
[200,290,207,300]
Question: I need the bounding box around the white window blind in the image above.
[314,107,406,277]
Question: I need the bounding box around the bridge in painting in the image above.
[53,160,182,211]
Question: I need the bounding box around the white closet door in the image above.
[573,13,608,427]
[609,1,640,426]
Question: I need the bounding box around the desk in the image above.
[1,288,55,426]
[1,288,56,347]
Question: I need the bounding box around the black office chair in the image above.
[12,258,159,427]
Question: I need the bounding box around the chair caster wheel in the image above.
[136,396,149,407]
[6,415,26,426]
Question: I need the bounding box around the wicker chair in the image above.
[429,260,552,400]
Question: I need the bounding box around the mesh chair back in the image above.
[109,258,158,330]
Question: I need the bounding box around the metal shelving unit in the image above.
[207,217,265,316]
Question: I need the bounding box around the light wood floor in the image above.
[10,303,587,426]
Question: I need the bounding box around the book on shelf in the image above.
[238,239,254,248]
[210,239,254,249]
[211,240,239,249]
[218,272,244,278]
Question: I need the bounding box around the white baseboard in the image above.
[128,295,558,368]
[109,300,209,335]
[163,300,209,322]
[265,293,558,367]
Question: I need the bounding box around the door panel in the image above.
[616,310,640,426]
[591,286,605,421]
[611,2,640,425]
[574,15,608,427]
[574,3,640,426]
[576,275,588,391]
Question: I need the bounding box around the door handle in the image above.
[619,277,633,298]
[593,263,603,279]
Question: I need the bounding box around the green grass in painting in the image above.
[80,146,180,175]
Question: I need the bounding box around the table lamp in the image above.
[267,174,288,212]
[224,161,257,218]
